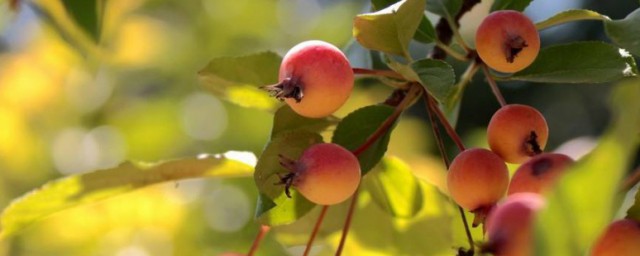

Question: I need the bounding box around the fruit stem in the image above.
[423,92,474,254]
[303,206,329,256]
[352,68,406,80]
[352,83,423,156]
[426,93,466,152]
[434,40,468,61]
[481,64,507,107]
[430,0,481,59]
[247,225,271,256]
[335,189,359,256]
[621,165,640,192]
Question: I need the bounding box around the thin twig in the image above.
[481,64,507,107]
[426,94,466,152]
[352,68,406,80]
[247,225,271,256]
[335,189,359,256]
[303,206,330,256]
[621,166,640,192]
[423,90,474,253]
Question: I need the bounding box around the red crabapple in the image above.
[447,148,509,226]
[483,193,546,256]
[277,143,361,205]
[475,10,540,73]
[487,104,549,164]
[591,219,640,256]
[508,153,574,195]
[262,40,354,118]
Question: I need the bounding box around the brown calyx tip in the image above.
[531,157,553,176]
[504,35,528,63]
[471,204,495,230]
[525,131,543,156]
[261,77,304,103]
[274,154,299,198]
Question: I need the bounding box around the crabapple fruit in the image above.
[262,40,354,118]
[591,219,640,256]
[278,143,361,205]
[508,153,574,195]
[475,10,540,73]
[487,104,549,164]
[447,148,509,226]
[483,193,546,256]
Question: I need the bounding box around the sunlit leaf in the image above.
[0,152,256,239]
[364,156,424,218]
[535,79,640,255]
[371,0,435,43]
[253,130,322,225]
[412,58,455,104]
[353,0,425,58]
[491,0,533,12]
[605,8,640,57]
[510,42,638,83]
[198,51,282,111]
[332,105,397,174]
[536,9,609,31]
[271,105,336,137]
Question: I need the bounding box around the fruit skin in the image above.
[475,10,540,73]
[447,148,509,212]
[507,153,574,195]
[484,193,545,256]
[487,104,549,164]
[264,40,354,118]
[591,219,640,256]
[284,143,361,205]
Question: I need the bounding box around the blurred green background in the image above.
[0,0,638,255]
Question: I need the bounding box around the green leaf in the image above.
[371,0,436,43]
[510,42,638,83]
[536,9,609,31]
[490,0,533,12]
[271,105,336,137]
[332,105,397,174]
[426,0,462,20]
[198,51,282,111]
[353,0,425,58]
[363,156,424,218]
[626,187,640,221]
[414,16,437,44]
[411,58,456,104]
[62,0,100,42]
[605,8,640,57]
[0,152,255,239]
[535,79,640,255]
[253,130,323,225]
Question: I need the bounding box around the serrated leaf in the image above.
[490,0,533,12]
[0,152,255,239]
[271,105,336,137]
[198,51,282,111]
[535,79,640,255]
[510,42,638,83]
[332,105,397,174]
[626,187,640,221]
[426,0,462,20]
[605,8,640,57]
[536,9,609,31]
[363,156,424,218]
[411,58,456,104]
[353,0,425,58]
[253,130,323,225]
